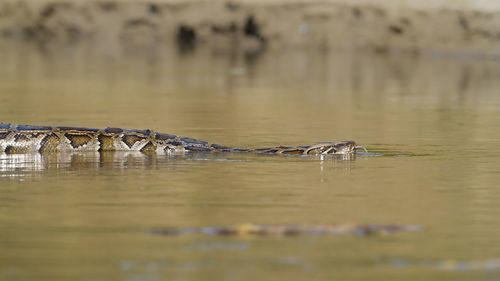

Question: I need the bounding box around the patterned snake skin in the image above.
[0,123,365,155]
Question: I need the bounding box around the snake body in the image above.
[0,123,363,155]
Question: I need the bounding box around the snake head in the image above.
[305,141,367,155]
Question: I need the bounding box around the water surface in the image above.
[1,41,500,281]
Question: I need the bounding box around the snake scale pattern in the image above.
[0,123,364,155]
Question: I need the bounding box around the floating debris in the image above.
[148,223,423,237]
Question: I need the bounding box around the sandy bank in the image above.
[1,0,500,55]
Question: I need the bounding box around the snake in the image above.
[0,123,366,155]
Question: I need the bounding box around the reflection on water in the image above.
[0,151,360,178]
[1,40,500,281]
[0,151,164,174]
[1,41,500,119]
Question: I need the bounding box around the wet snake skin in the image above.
[0,123,364,155]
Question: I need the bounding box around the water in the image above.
[1,41,500,281]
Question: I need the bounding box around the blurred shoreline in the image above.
[1,0,499,56]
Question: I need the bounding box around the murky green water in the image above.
[1,41,500,281]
